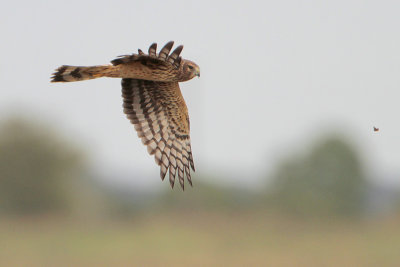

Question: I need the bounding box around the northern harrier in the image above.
[51,41,200,189]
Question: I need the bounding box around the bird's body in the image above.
[51,41,200,189]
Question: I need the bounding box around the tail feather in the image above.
[51,65,115,82]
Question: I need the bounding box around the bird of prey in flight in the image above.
[51,41,200,190]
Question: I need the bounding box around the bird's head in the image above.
[180,60,200,81]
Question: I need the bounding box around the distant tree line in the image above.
[267,135,368,218]
[0,116,388,219]
[0,117,87,215]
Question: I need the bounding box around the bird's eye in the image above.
[188,65,194,70]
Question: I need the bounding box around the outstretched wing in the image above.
[122,78,195,189]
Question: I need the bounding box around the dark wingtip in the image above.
[172,45,183,56]
[158,41,175,60]
[165,40,174,48]
[160,168,167,181]
[187,177,193,187]
[149,43,157,55]
[162,40,173,46]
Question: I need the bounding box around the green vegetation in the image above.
[0,117,86,215]
[268,135,368,217]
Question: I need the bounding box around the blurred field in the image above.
[1,213,400,267]
[1,118,400,267]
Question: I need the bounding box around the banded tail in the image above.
[51,65,118,82]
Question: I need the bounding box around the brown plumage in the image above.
[51,41,200,189]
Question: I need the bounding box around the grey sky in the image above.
[1,0,399,188]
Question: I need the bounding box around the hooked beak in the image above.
[195,68,200,78]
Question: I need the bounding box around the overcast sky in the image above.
[1,0,399,189]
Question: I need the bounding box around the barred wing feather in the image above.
[121,78,195,189]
